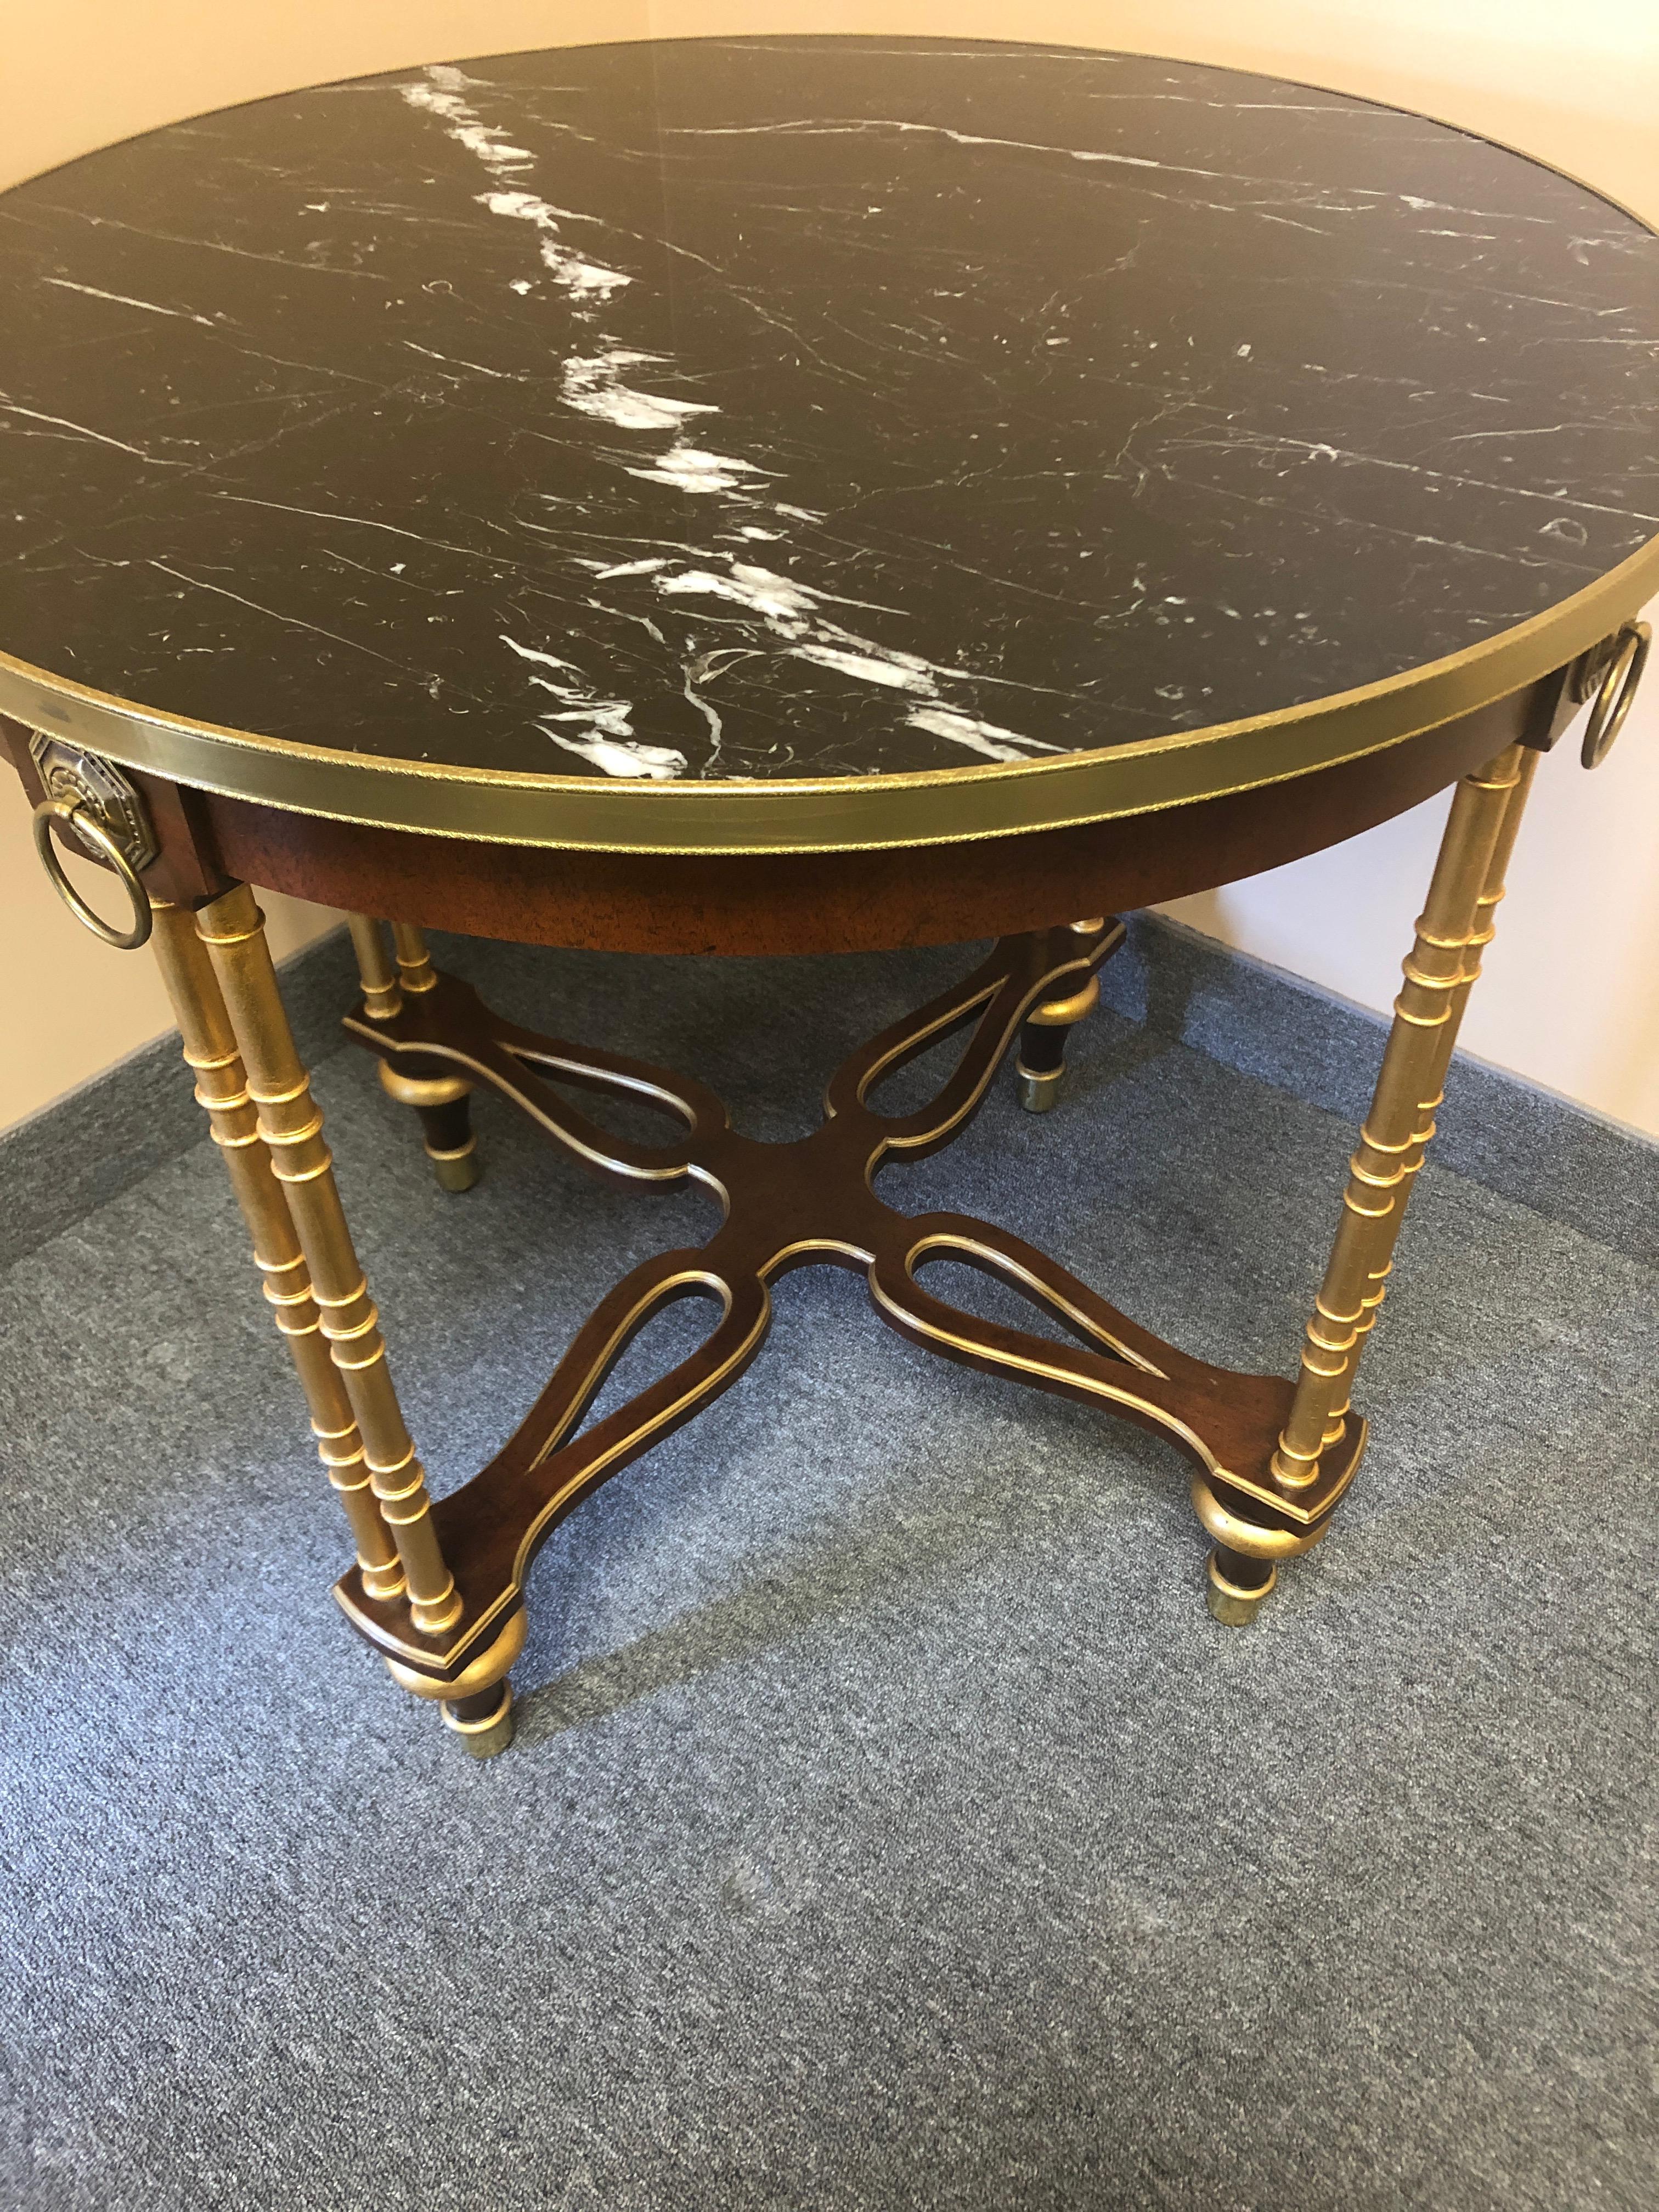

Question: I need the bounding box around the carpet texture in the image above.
[7,911,1657,1277]
[2,937,1655,2211]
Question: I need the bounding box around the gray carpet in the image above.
[2,936,1655,2211]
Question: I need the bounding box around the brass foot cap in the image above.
[1015,1063,1064,1114]
[1205,1555,1277,1628]
[427,1143,481,1193]
[442,1686,514,1759]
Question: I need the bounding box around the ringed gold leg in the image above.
[349,916,480,1192]
[1282,746,1541,1473]
[346,914,403,1023]
[149,900,405,1602]
[196,884,465,1641]
[1016,916,1109,1111]
[1210,742,1541,1620]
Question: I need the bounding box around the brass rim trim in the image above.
[377,1062,472,1110]
[382,1606,527,1699]
[2,40,1657,854]
[3,531,1654,849]
[1190,1473,1337,1559]
[1028,975,1101,1028]
[4,535,1655,853]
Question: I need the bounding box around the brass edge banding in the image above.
[335,1270,761,1674]
[1191,1474,1334,1560]
[872,1237,1368,1525]
[383,1608,528,1700]
[2,38,1655,854]
[1028,974,1101,1027]
[507,1277,768,1595]
[1,535,1654,856]
[377,1062,473,1109]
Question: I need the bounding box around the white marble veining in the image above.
[0,38,1654,784]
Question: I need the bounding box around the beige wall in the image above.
[3,2,1656,1135]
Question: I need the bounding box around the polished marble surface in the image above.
[1,37,1656,786]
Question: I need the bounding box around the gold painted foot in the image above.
[1190,1470,1340,1627]
[381,1609,527,1757]
[1205,1548,1277,1626]
[1015,1062,1065,1113]
[443,1683,515,1759]
[428,1139,482,1193]
[1014,916,1118,1113]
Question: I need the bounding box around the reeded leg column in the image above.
[348,916,481,1192]
[149,900,406,1605]
[196,885,469,1666]
[1016,917,1108,1111]
[1205,741,1540,1625]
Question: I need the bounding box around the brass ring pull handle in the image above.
[1581,620,1651,769]
[31,797,154,949]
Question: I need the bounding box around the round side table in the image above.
[4,37,1655,1756]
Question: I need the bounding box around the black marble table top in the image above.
[1,37,1656,846]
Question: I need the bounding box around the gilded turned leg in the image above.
[1204,742,1541,1625]
[194,885,515,1751]
[149,900,405,1604]
[347,916,480,1192]
[1015,916,1109,1111]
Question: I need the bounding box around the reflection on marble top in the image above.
[1,37,1656,786]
